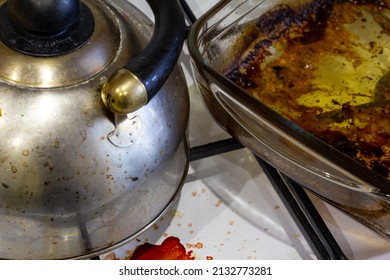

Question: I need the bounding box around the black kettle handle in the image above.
[101,0,186,114]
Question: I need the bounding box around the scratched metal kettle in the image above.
[0,0,189,259]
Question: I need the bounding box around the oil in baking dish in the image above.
[298,4,390,112]
[226,0,390,179]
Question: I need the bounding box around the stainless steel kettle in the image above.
[0,0,189,259]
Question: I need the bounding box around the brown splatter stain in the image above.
[186,242,204,249]
[1,156,8,164]
[54,140,60,149]
[215,200,222,207]
[80,130,87,141]
[191,191,197,197]
[86,120,94,127]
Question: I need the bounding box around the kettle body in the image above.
[0,0,189,259]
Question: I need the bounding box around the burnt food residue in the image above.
[226,0,390,179]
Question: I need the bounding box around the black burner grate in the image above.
[189,139,347,260]
[181,0,347,260]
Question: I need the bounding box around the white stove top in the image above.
[102,0,390,260]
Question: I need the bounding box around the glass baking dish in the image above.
[188,0,390,238]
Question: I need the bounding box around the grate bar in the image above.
[180,0,197,24]
[190,138,244,161]
[255,157,348,260]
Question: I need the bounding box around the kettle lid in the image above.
[0,0,119,88]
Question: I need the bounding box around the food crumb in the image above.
[186,242,204,249]
[129,236,195,260]
[103,252,118,260]
[293,234,301,239]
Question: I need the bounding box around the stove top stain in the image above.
[103,236,199,260]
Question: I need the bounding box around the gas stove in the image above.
[101,0,390,260]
